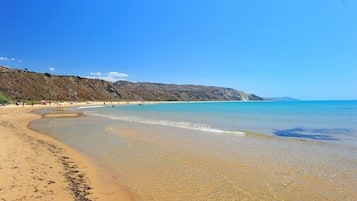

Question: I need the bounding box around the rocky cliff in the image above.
[0,66,263,101]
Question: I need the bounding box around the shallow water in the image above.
[80,101,357,145]
[31,101,357,200]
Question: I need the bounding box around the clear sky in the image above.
[1,0,356,100]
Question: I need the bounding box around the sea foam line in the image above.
[77,106,105,109]
[91,113,245,136]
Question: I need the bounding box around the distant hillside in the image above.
[0,66,263,101]
[114,81,263,101]
[266,97,300,101]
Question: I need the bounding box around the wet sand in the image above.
[0,104,134,201]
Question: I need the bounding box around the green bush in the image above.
[44,72,52,77]
[0,93,8,102]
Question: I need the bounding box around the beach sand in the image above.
[0,104,134,201]
[3,102,356,201]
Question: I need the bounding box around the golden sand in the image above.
[0,104,134,201]
[3,102,356,201]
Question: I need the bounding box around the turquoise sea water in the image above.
[80,100,357,146]
[31,100,357,200]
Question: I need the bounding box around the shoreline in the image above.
[32,102,356,200]
[0,103,135,201]
[4,101,356,200]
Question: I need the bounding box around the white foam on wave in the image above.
[92,113,245,136]
[77,105,105,109]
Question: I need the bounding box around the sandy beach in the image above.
[2,101,356,201]
[27,102,356,201]
[0,103,134,201]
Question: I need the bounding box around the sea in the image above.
[31,100,357,201]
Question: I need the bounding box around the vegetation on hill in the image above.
[0,66,263,102]
[0,92,7,102]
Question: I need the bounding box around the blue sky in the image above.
[1,0,356,100]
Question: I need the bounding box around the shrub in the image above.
[44,72,52,77]
[0,93,8,102]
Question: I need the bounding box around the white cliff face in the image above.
[240,94,250,101]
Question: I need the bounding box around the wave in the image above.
[90,113,245,136]
[77,105,105,109]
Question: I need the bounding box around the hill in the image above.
[266,97,300,101]
[0,66,263,102]
[114,81,263,101]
